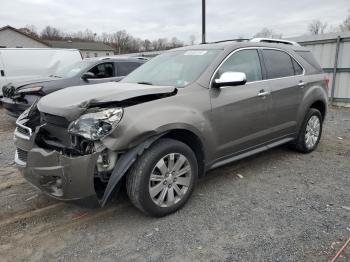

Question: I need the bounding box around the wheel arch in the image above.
[309,100,326,121]
[159,129,206,177]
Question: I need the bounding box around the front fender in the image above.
[101,89,215,159]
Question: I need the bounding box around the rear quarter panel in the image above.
[296,73,328,130]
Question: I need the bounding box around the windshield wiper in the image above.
[49,75,61,78]
[137,81,153,85]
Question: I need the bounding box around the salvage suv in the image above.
[14,38,328,217]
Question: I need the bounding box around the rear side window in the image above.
[262,49,301,79]
[217,49,262,82]
[117,62,142,77]
[292,59,303,75]
[296,51,322,72]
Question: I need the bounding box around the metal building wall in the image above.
[291,32,350,105]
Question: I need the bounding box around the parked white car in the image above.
[0,48,82,97]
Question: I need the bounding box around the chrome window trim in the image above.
[209,47,306,88]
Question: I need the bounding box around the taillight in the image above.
[324,76,330,90]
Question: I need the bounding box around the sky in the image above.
[0,0,349,43]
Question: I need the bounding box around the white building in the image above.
[0,25,49,48]
[0,25,116,58]
[46,40,116,58]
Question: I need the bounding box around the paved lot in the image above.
[0,106,349,262]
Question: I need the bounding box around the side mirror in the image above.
[82,72,96,81]
[213,72,247,88]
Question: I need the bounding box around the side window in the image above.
[88,62,114,78]
[263,49,296,79]
[292,59,303,75]
[296,51,322,72]
[117,62,142,77]
[217,49,262,82]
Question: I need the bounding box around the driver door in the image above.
[210,49,273,159]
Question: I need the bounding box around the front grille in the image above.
[16,148,28,162]
[40,113,69,128]
[2,84,15,98]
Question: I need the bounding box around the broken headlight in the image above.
[17,86,43,94]
[68,108,123,140]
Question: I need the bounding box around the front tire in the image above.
[126,138,198,217]
[293,108,323,153]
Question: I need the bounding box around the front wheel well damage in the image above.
[160,129,205,177]
[94,129,206,206]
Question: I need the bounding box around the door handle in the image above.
[298,81,306,88]
[257,90,270,97]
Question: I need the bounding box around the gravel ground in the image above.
[0,108,16,166]
[0,106,349,262]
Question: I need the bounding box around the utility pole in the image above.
[202,0,206,44]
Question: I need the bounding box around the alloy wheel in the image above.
[148,153,192,208]
[305,115,321,149]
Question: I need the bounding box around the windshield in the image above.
[121,50,220,87]
[54,60,95,78]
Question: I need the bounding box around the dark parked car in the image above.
[14,39,328,217]
[1,57,147,117]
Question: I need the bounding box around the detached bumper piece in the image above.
[1,97,31,118]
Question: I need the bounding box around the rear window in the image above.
[296,51,322,72]
[262,49,297,79]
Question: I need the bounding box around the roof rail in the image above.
[250,38,301,46]
[205,39,250,44]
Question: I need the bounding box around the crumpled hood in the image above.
[37,82,176,120]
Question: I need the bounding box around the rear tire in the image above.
[126,138,198,217]
[292,108,323,153]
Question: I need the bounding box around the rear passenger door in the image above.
[210,49,273,158]
[261,49,305,138]
[116,62,142,77]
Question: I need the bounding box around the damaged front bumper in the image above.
[14,114,101,204]
[13,105,160,207]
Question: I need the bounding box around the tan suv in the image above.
[14,38,328,216]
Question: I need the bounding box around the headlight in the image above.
[68,108,123,140]
[17,86,42,94]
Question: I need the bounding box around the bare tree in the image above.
[254,27,274,38]
[110,30,130,54]
[340,10,350,32]
[100,32,113,43]
[308,20,328,35]
[41,26,63,40]
[170,37,183,48]
[19,24,39,38]
[36,25,184,52]
[143,39,152,51]
[189,35,196,45]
